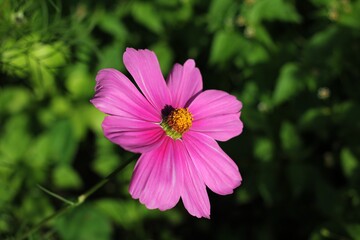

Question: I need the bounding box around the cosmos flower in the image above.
[91,48,243,218]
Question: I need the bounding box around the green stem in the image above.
[17,204,73,240]
[77,154,138,204]
[16,154,138,240]
[37,185,75,206]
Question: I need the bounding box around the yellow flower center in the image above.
[160,107,193,139]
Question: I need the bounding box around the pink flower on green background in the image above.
[91,48,243,218]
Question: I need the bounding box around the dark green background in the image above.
[1,0,360,239]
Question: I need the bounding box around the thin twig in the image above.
[15,154,138,240]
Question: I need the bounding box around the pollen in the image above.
[167,108,193,133]
[160,107,193,139]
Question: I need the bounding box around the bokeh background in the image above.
[1,0,360,239]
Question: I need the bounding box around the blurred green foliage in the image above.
[1,0,360,239]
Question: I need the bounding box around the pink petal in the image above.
[178,140,211,218]
[167,59,203,108]
[188,90,243,141]
[190,113,243,141]
[189,90,242,119]
[182,131,242,196]
[123,48,171,111]
[91,68,160,122]
[129,137,181,211]
[102,116,165,153]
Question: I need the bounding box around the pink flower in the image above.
[91,48,243,218]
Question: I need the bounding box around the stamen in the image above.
[160,107,193,139]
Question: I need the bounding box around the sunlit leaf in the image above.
[48,119,77,164]
[280,121,302,158]
[131,2,164,34]
[207,0,235,31]
[55,204,111,240]
[273,63,304,105]
[338,1,360,30]
[340,148,358,178]
[0,87,31,114]
[345,224,360,240]
[95,199,149,229]
[247,0,301,24]
[65,63,94,99]
[97,14,127,39]
[0,115,31,163]
[53,165,82,189]
[210,30,244,65]
[98,42,125,70]
[254,137,274,162]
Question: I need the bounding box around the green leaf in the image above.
[210,30,244,65]
[131,2,164,34]
[251,24,275,50]
[65,64,94,99]
[338,1,360,30]
[340,148,358,178]
[345,224,360,240]
[315,178,342,217]
[299,108,325,129]
[0,114,31,163]
[257,164,277,206]
[287,164,314,197]
[238,81,259,106]
[280,121,302,157]
[29,41,69,96]
[1,37,69,97]
[70,104,93,140]
[26,134,51,168]
[247,0,301,24]
[150,42,174,74]
[97,14,127,39]
[254,137,274,162]
[241,108,266,131]
[0,214,10,233]
[236,188,253,204]
[48,120,77,164]
[20,192,54,223]
[92,154,119,177]
[55,204,111,240]
[82,105,105,134]
[243,42,269,65]
[98,42,125,70]
[310,0,331,6]
[95,199,149,229]
[161,0,193,23]
[0,167,23,204]
[30,41,68,68]
[53,165,82,189]
[273,63,303,105]
[207,0,235,31]
[0,39,28,78]
[0,87,31,114]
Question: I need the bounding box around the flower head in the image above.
[91,48,243,218]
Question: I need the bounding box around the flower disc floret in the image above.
[161,107,193,139]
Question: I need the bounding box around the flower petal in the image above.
[178,140,211,218]
[183,131,242,196]
[102,116,165,153]
[91,68,160,122]
[188,90,243,141]
[123,48,171,111]
[190,113,243,141]
[129,137,181,211]
[167,59,203,108]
